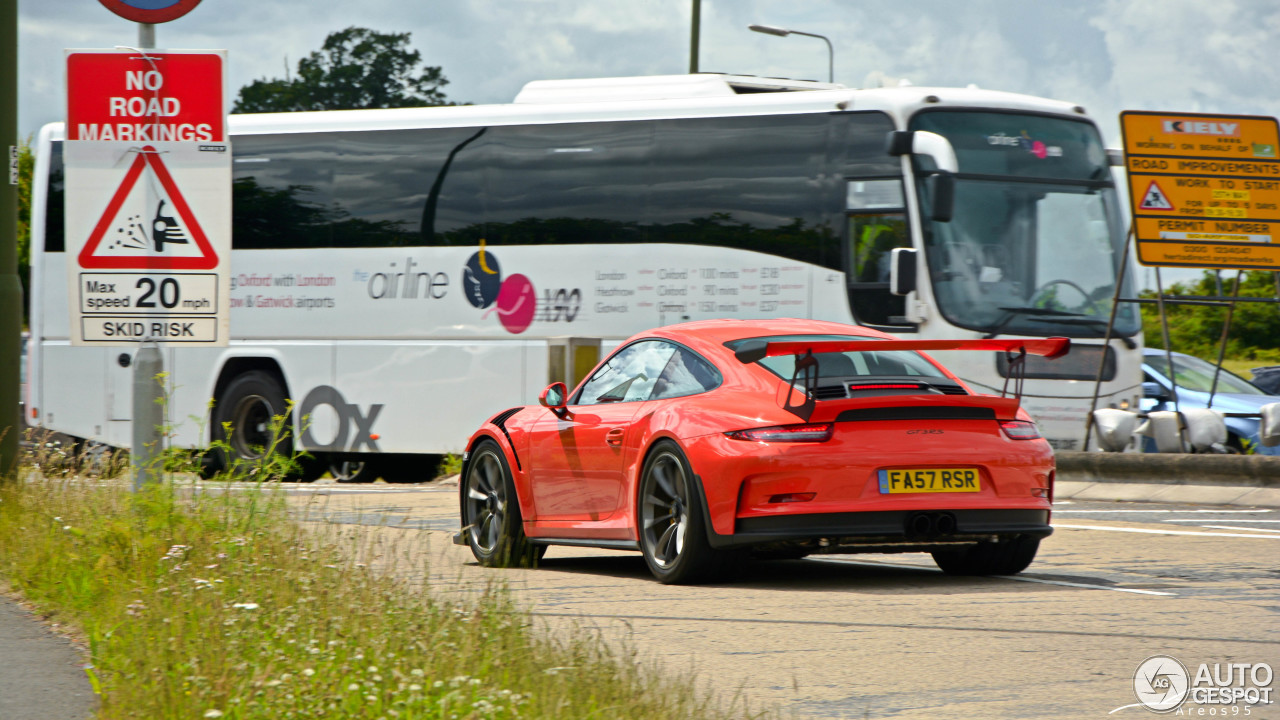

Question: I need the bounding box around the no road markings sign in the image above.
[65,49,230,346]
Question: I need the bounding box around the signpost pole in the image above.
[131,341,163,489]
[131,18,165,487]
[1083,224,1135,451]
[0,0,20,479]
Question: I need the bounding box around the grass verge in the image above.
[0,474,758,720]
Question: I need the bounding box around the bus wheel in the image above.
[210,371,296,479]
[330,457,379,483]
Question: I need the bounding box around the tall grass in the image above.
[0,473,756,719]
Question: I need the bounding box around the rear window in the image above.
[725,334,950,381]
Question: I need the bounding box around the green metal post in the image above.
[0,0,22,478]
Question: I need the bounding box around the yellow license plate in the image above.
[879,468,981,493]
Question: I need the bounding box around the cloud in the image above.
[18,0,1280,150]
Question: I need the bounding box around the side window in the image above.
[651,347,721,400]
[575,340,677,405]
[846,179,912,328]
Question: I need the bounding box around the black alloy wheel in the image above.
[462,441,542,568]
[638,440,734,584]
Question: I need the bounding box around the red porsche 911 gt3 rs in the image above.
[455,318,1067,584]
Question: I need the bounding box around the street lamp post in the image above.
[748,23,834,84]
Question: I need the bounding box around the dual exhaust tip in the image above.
[906,511,957,539]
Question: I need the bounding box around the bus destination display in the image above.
[1121,111,1280,270]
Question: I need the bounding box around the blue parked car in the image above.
[1141,349,1280,455]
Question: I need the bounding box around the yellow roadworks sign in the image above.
[1128,177,1280,221]
[1122,111,1280,270]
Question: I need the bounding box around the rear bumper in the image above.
[704,506,1052,550]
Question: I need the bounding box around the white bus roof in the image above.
[43,74,1093,141]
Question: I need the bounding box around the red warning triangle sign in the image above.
[78,145,219,270]
[1139,180,1175,212]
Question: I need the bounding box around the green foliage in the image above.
[439,453,463,477]
[1140,270,1280,363]
[0,478,750,719]
[233,27,453,113]
[15,137,33,326]
[0,376,755,718]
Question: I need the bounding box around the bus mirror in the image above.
[928,171,955,223]
[886,130,957,222]
[889,248,918,296]
[885,130,958,173]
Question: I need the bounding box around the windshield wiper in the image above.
[984,308,1136,349]
[983,306,1086,339]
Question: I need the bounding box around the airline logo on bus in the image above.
[985,131,1062,159]
[461,241,581,334]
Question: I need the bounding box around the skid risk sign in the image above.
[65,49,229,346]
[1121,111,1280,270]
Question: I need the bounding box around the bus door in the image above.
[844,179,914,329]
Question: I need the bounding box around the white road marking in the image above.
[1163,518,1280,523]
[1054,523,1280,539]
[812,558,1176,596]
[1197,525,1280,533]
[1054,509,1273,514]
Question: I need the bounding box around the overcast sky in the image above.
[19,0,1280,289]
[19,0,1280,145]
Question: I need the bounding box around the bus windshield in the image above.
[911,111,1140,339]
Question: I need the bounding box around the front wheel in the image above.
[638,441,734,584]
[931,535,1040,575]
[462,441,543,568]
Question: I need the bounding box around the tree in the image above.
[15,138,32,326]
[233,27,453,113]
[1141,271,1280,363]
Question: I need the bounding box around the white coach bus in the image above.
[26,74,1142,480]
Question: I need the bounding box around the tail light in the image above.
[1000,420,1041,440]
[725,422,834,443]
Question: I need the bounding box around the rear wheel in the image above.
[931,535,1040,575]
[462,441,543,568]
[638,440,735,584]
[208,371,306,480]
[330,458,379,483]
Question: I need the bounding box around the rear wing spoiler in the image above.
[733,337,1070,364]
[734,336,1071,421]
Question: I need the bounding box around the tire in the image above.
[638,440,735,584]
[931,535,1040,576]
[329,457,379,483]
[209,371,304,480]
[462,441,543,568]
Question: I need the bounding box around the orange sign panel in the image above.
[1121,111,1280,270]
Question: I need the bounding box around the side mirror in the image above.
[886,130,957,223]
[539,382,569,417]
[928,171,955,223]
[1142,381,1169,402]
[889,247,918,296]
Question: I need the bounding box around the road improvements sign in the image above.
[65,49,229,346]
[1121,111,1280,270]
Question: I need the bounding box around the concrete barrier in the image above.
[1056,451,1280,487]
[1054,451,1280,508]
